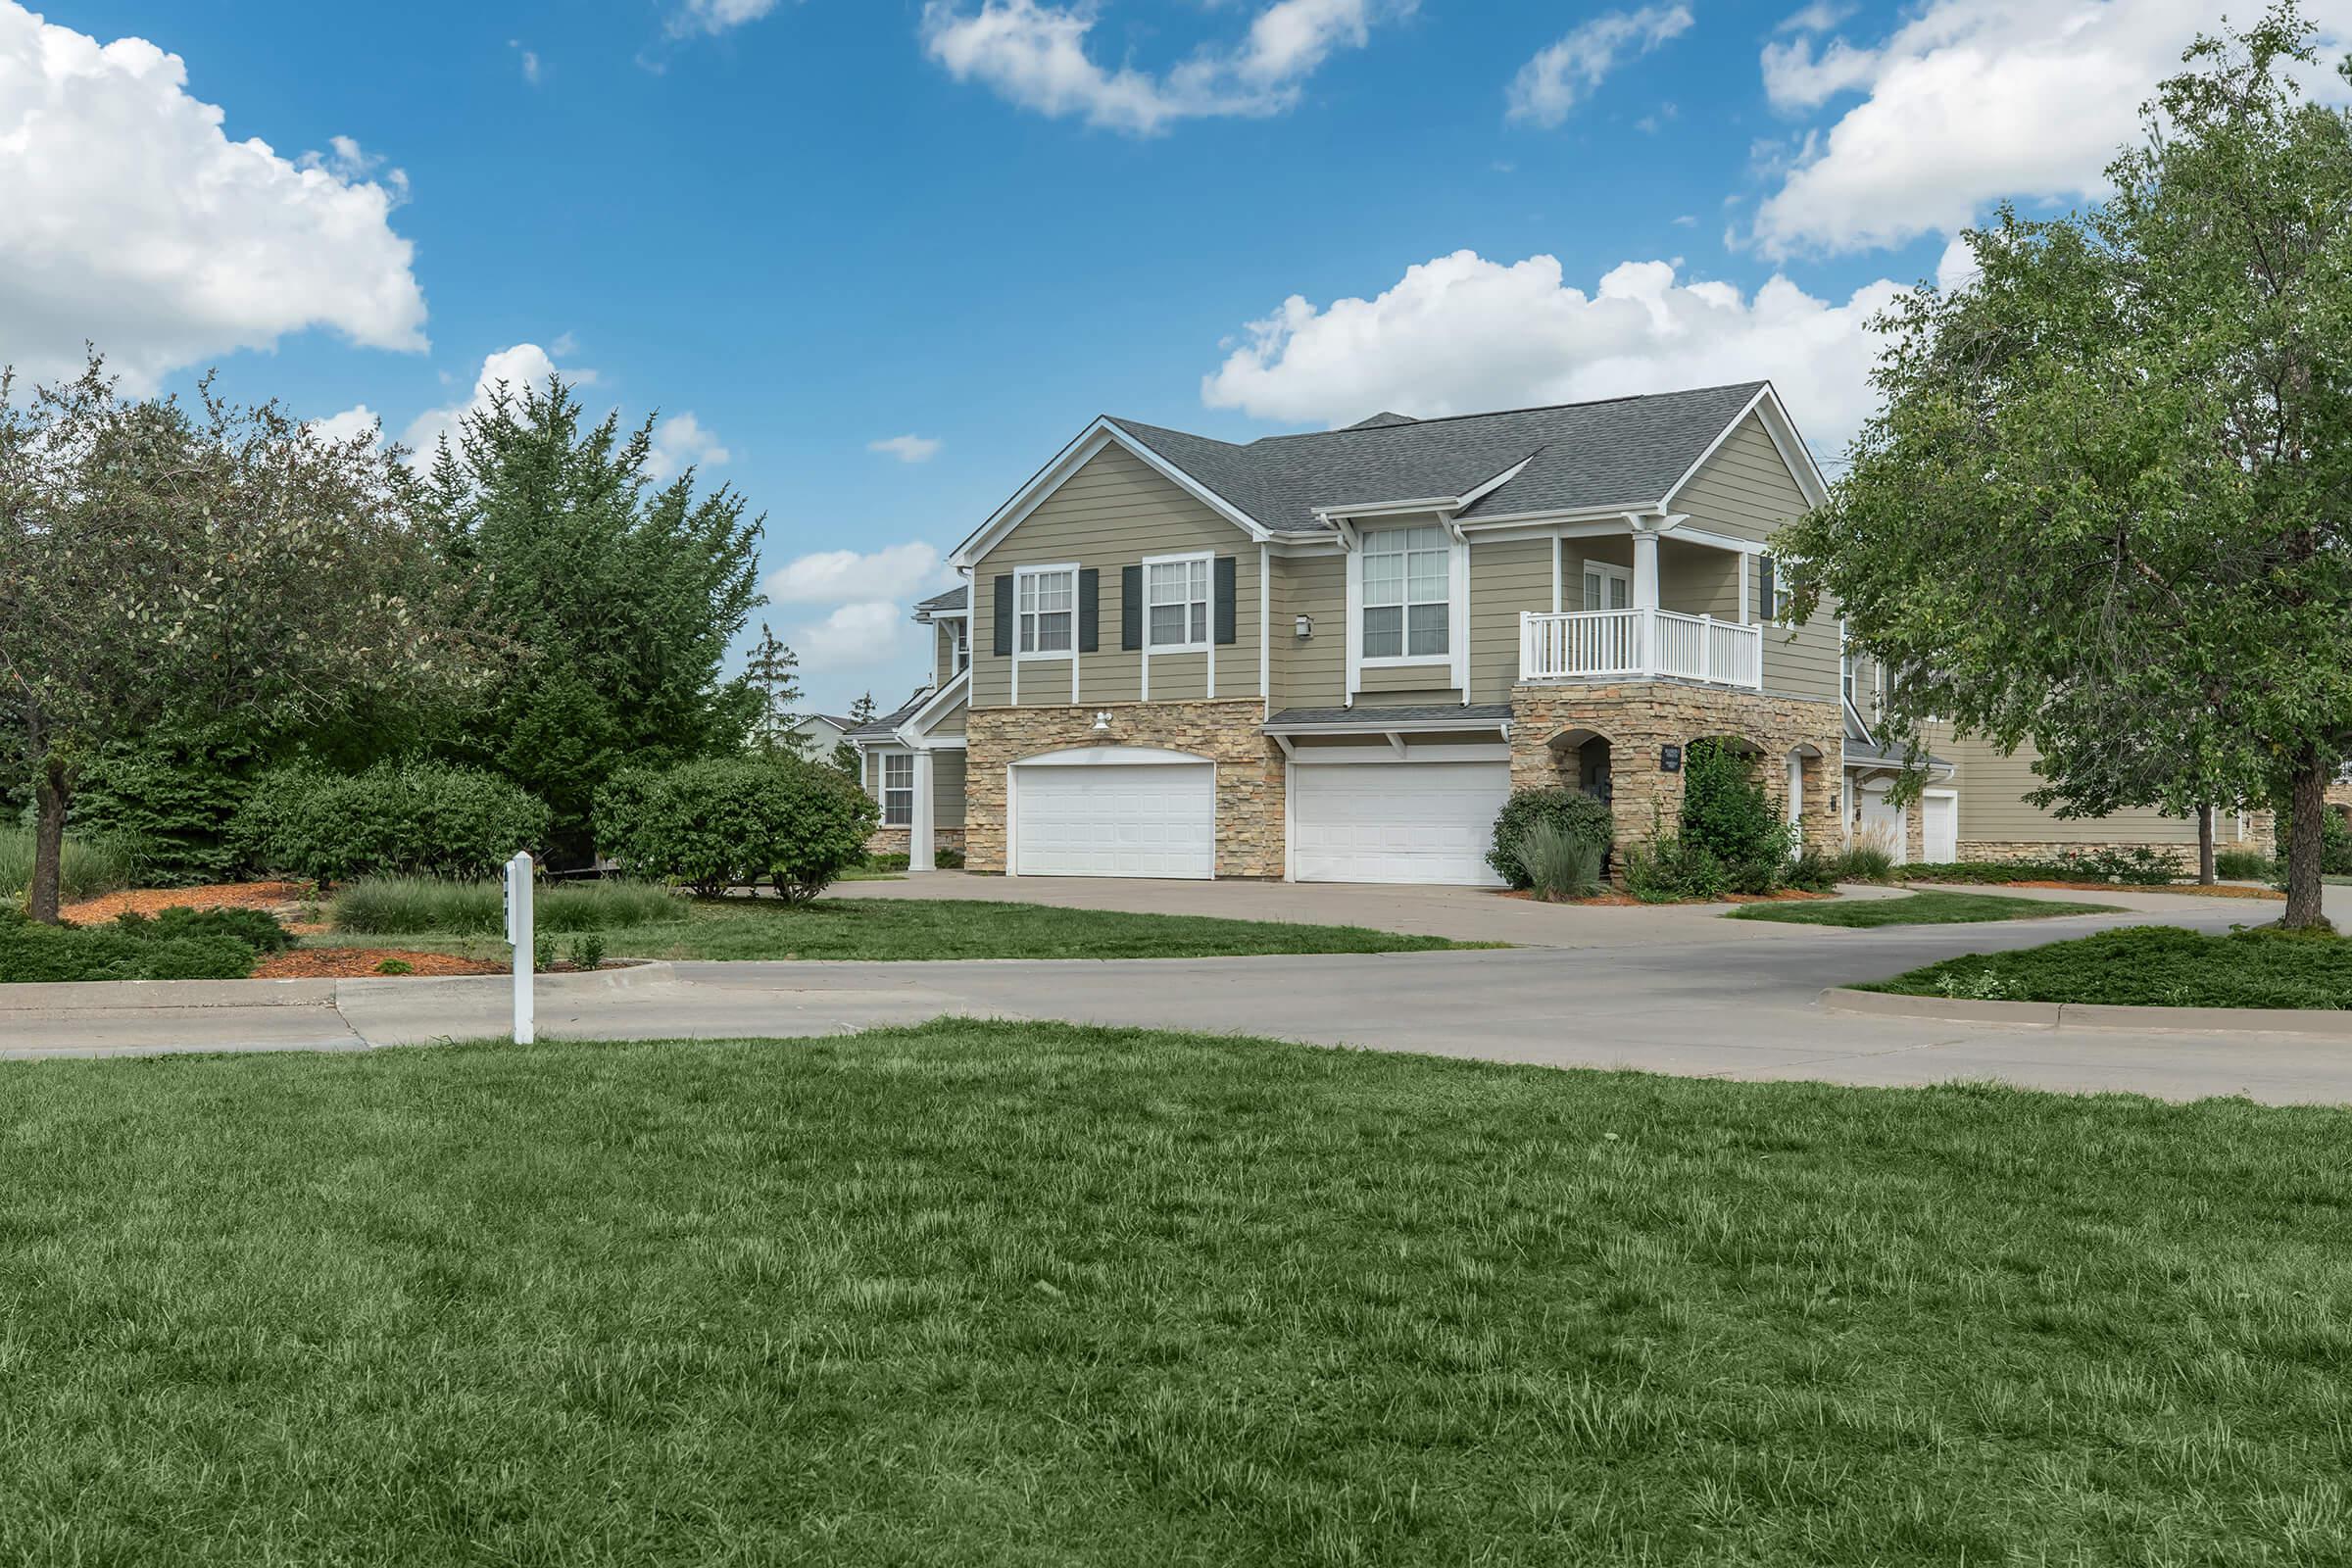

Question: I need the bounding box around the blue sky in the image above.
[8,0,2338,711]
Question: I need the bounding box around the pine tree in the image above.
[833,691,878,774]
[745,624,804,755]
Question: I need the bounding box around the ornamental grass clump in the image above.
[1488,789,1613,889]
[1517,820,1602,902]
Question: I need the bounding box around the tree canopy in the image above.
[1780,2,2352,926]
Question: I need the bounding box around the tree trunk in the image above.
[2198,805,2217,885]
[2282,760,2330,931]
[30,755,69,925]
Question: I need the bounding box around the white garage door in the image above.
[1922,792,1958,862]
[1293,761,1510,886]
[1013,756,1215,879]
[1858,788,1908,864]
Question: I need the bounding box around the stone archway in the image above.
[1543,726,1615,802]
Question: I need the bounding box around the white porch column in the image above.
[910,750,936,872]
[1631,528,1660,610]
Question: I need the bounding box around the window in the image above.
[1147,556,1210,650]
[882,754,913,826]
[952,618,970,673]
[1362,525,1449,660]
[1017,567,1075,655]
[1839,622,1856,708]
[1583,564,1632,612]
[1761,554,1796,623]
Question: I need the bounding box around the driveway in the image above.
[9,881,2349,1104]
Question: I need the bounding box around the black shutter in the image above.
[1213,556,1238,646]
[1121,564,1144,652]
[1757,555,1776,623]
[1078,568,1100,654]
[993,574,1014,657]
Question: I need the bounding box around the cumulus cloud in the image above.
[1200,250,1904,458]
[767,543,951,605]
[647,412,731,482]
[920,0,1410,135]
[868,433,943,464]
[790,601,912,671]
[395,343,578,458]
[307,405,383,446]
[0,1,426,392]
[1752,0,2352,256]
[671,0,793,36]
[1506,5,1692,128]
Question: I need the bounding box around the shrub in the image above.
[864,852,911,872]
[2276,803,2352,878]
[1837,828,1899,884]
[1785,846,1840,893]
[1680,741,1794,895]
[567,934,609,972]
[597,756,878,904]
[1623,830,1730,904]
[375,959,415,976]
[0,905,270,984]
[936,848,966,870]
[141,906,294,955]
[70,727,263,886]
[330,876,678,936]
[1489,789,1614,889]
[233,763,553,885]
[1518,820,1602,902]
[2054,846,2183,886]
[0,827,142,906]
[2215,848,2278,881]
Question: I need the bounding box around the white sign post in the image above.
[504,851,536,1045]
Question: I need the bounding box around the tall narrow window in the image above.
[1362,525,1449,659]
[953,618,970,673]
[882,754,913,826]
[1017,567,1075,654]
[1147,557,1210,650]
[1839,624,1855,708]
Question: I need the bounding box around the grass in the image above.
[0,824,141,906]
[1727,889,2124,928]
[1864,923,2352,1008]
[4,1024,2349,1564]
[329,875,683,936]
[315,894,1469,962]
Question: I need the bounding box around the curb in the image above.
[0,963,676,1014]
[1819,987,2352,1038]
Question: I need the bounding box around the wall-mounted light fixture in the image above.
[1295,614,1314,640]
[1091,710,1112,733]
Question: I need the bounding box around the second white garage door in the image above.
[1012,755,1215,879]
[1292,760,1510,886]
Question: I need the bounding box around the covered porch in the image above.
[1516,518,1769,690]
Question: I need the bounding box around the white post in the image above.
[1699,614,1714,683]
[1631,528,1660,678]
[910,750,937,873]
[504,851,535,1046]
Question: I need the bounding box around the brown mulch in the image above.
[1914,878,2287,901]
[59,881,326,932]
[255,949,508,980]
[1498,887,1832,906]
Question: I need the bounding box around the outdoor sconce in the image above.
[1295,613,1314,640]
[1092,710,1112,733]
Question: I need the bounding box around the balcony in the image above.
[1519,608,1762,690]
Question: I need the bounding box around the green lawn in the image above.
[1865,923,2352,1008]
[1728,890,2124,928]
[313,895,1470,962]
[6,1025,2349,1564]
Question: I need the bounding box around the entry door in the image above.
[1584,564,1633,612]
[1292,761,1511,886]
[1013,760,1215,879]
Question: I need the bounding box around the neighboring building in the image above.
[854,383,1846,880]
[784,712,857,761]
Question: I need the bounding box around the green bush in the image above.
[863,853,912,872]
[1518,820,1602,902]
[567,934,609,972]
[70,727,263,886]
[0,827,143,906]
[1786,846,1840,893]
[936,848,966,870]
[1899,849,2184,886]
[1623,831,1730,904]
[330,876,678,936]
[1488,789,1613,889]
[1868,924,2352,1009]
[2215,848,2278,881]
[0,905,281,984]
[232,763,553,885]
[597,756,878,904]
[1681,741,1794,895]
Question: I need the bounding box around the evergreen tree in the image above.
[745,624,805,755]
[832,691,878,774]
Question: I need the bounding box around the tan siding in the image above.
[1467,537,1550,703]
[1356,665,1457,697]
[934,623,957,688]
[924,691,966,740]
[934,751,966,829]
[1949,733,2203,846]
[970,443,1258,710]
[1671,411,1837,705]
[1657,537,1737,619]
[1275,552,1345,709]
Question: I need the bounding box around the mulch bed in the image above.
[1498,888,1833,906]
[60,881,325,932]
[255,950,509,980]
[1911,878,2287,901]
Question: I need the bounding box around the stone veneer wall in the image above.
[864,825,967,858]
[963,699,1285,878]
[1510,683,1844,861]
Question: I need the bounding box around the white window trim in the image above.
[952,618,970,674]
[1346,527,1466,696]
[1581,562,1633,612]
[1012,563,1080,661]
[881,750,914,828]
[1141,551,1213,655]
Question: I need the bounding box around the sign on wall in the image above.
[1660,745,1683,773]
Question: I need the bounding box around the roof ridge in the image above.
[1241,380,1771,444]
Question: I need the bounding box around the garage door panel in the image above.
[1015,762,1214,880]
[1293,761,1509,886]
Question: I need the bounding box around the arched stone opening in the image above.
[1544,726,1615,802]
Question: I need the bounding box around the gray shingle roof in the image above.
[1107,382,1770,537]
[848,686,931,742]
[1843,735,1953,773]
[914,586,968,614]
[1265,704,1513,729]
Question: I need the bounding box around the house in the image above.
[785,712,858,761]
[853,382,1849,882]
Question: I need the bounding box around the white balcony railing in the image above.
[1519,608,1763,690]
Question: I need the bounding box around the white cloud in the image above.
[672,0,794,36]
[767,542,951,605]
[510,40,542,83]
[919,0,1409,135]
[1200,249,1904,458]
[1506,5,1692,129]
[308,405,383,446]
[1778,2,1854,34]
[791,601,911,671]
[0,1,426,393]
[647,412,731,482]
[1752,0,2352,256]
[868,433,944,464]
[398,343,589,460]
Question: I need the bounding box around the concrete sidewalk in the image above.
[7,907,2348,1104]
